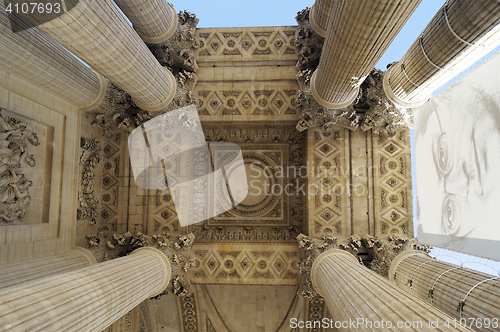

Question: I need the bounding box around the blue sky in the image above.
[166,0,500,274]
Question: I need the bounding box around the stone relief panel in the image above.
[99,130,127,233]
[77,137,100,226]
[189,244,300,286]
[177,292,201,332]
[307,128,348,238]
[195,86,300,122]
[181,123,307,244]
[373,127,413,239]
[209,143,290,227]
[0,109,49,224]
[195,27,297,61]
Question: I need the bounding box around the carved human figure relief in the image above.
[0,111,39,223]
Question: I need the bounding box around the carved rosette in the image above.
[130,232,196,299]
[297,233,363,300]
[148,11,200,72]
[86,231,132,263]
[294,8,324,70]
[362,234,431,278]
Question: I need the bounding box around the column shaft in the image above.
[31,0,176,111]
[391,252,500,331]
[0,247,170,332]
[310,0,334,37]
[311,250,471,331]
[311,0,421,109]
[0,247,96,289]
[384,0,500,107]
[113,0,178,44]
[0,4,105,110]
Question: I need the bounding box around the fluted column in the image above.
[0,247,96,289]
[0,247,170,332]
[309,0,334,37]
[113,0,178,44]
[311,0,421,109]
[390,251,500,331]
[383,0,500,108]
[30,0,176,111]
[0,3,106,111]
[311,249,471,331]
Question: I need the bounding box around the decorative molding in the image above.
[77,137,100,226]
[363,234,431,278]
[148,11,200,72]
[297,234,362,300]
[372,127,413,239]
[0,111,39,224]
[195,27,297,61]
[99,131,123,232]
[189,244,300,285]
[307,128,347,238]
[195,87,299,119]
[306,295,327,332]
[131,232,196,298]
[178,292,201,332]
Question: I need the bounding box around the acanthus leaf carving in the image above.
[85,231,132,263]
[362,234,431,278]
[130,232,196,299]
[148,11,200,72]
[297,234,363,300]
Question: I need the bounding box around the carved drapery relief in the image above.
[77,137,100,225]
[131,232,196,298]
[297,234,363,300]
[363,234,431,278]
[0,111,39,224]
[372,127,413,239]
[148,11,200,72]
[189,244,300,285]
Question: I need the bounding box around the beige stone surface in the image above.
[0,3,103,109]
[0,248,169,332]
[312,249,472,332]
[392,253,500,331]
[32,0,175,110]
[0,68,79,263]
